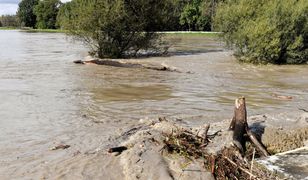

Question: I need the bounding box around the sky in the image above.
[0,0,71,15]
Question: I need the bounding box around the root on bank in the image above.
[162,128,279,180]
[161,97,282,180]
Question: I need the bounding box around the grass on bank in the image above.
[0,27,18,30]
[21,28,67,33]
[24,29,220,37]
[0,27,220,38]
[163,31,220,38]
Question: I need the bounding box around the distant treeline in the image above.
[2,0,222,31]
[0,15,18,27]
[3,0,306,64]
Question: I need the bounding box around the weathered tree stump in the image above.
[229,97,269,157]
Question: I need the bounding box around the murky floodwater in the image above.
[0,30,307,179]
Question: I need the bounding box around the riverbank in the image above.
[104,110,308,180]
[20,28,67,33]
[0,27,17,30]
[0,28,220,37]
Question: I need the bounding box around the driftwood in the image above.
[50,144,70,150]
[299,108,308,113]
[229,97,269,157]
[73,59,181,72]
[247,130,270,156]
[271,93,293,100]
[108,146,128,154]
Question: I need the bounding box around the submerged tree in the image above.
[17,0,39,28]
[58,0,173,58]
[214,0,308,64]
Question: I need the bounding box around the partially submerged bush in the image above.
[214,0,308,64]
[57,0,172,58]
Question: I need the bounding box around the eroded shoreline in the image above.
[104,111,308,180]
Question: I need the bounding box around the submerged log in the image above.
[229,97,269,157]
[73,59,182,72]
[271,93,293,100]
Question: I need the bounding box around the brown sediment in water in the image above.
[2,31,308,179]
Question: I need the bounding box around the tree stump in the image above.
[229,97,269,157]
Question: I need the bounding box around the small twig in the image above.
[250,148,256,180]
[299,108,308,113]
[183,130,204,140]
[207,130,222,139]
[223,156,257,179]
[182,169,207,172]
[211,155,215,174]
[50,144,70,150]
[203,124,210,143]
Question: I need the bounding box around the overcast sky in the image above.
[0,0,70,15]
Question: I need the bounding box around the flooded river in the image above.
[0,30,307,179]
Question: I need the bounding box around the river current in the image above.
[0,30,307,179]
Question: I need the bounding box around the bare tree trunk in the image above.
[229,97,248,153]
[229,97,269,157]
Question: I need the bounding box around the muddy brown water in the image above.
[0,30,307,179]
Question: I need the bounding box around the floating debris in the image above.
[50,144,70,150]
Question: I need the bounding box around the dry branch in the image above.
[223,156,258,179]
[247,130,270,156]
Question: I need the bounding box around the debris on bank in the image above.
[106,98,308,180]
[50,144,70,151]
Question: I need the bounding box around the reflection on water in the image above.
[0,30,307,179]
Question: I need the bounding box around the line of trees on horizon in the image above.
[0,15,19,27]
[1,0,222,31]
[2,0,306,64]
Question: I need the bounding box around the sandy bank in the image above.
[105,112,307,180]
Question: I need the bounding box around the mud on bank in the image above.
[106,112,308,180]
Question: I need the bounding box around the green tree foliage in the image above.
[180,0,208,31]
[163,0,189,31]
[17,0,39,28]
[179,0,221,31]
[34,0,61,29]
[58,0,172,58]
[214,0,308,64]
[0,15,19,27]
[56,1,72,29]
